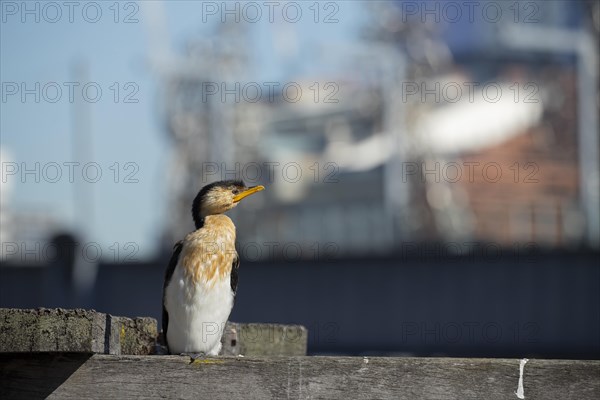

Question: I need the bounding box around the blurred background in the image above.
[1,0,599,358]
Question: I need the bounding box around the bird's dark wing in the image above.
[230,255,240,295]
[162,240,183,351]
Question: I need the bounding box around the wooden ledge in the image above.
[1,354,598,399]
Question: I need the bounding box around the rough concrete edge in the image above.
[0,308,157,355]
[224,322,308,357]
[1,309,306,356]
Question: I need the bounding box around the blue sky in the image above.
[0,1,365,259]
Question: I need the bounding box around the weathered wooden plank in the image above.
[0,353,92,399]
[1,354,598,400]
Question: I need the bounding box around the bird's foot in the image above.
[180,352,206,363]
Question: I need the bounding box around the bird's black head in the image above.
[191,180,265,228]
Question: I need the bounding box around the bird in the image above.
[162,180,264,357]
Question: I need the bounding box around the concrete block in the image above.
[0,308,305,356]
[0,308,157,355]
[221,322,307,356]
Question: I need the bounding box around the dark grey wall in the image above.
[1,250,599,358]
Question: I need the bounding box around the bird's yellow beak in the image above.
[233,185,265,203]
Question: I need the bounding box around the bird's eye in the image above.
[232,189,240,195]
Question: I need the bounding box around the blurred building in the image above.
[367,0,598,246]
[158,0,598,259]
[454,73,583,247]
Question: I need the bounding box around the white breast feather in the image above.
[164,224,236,355]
